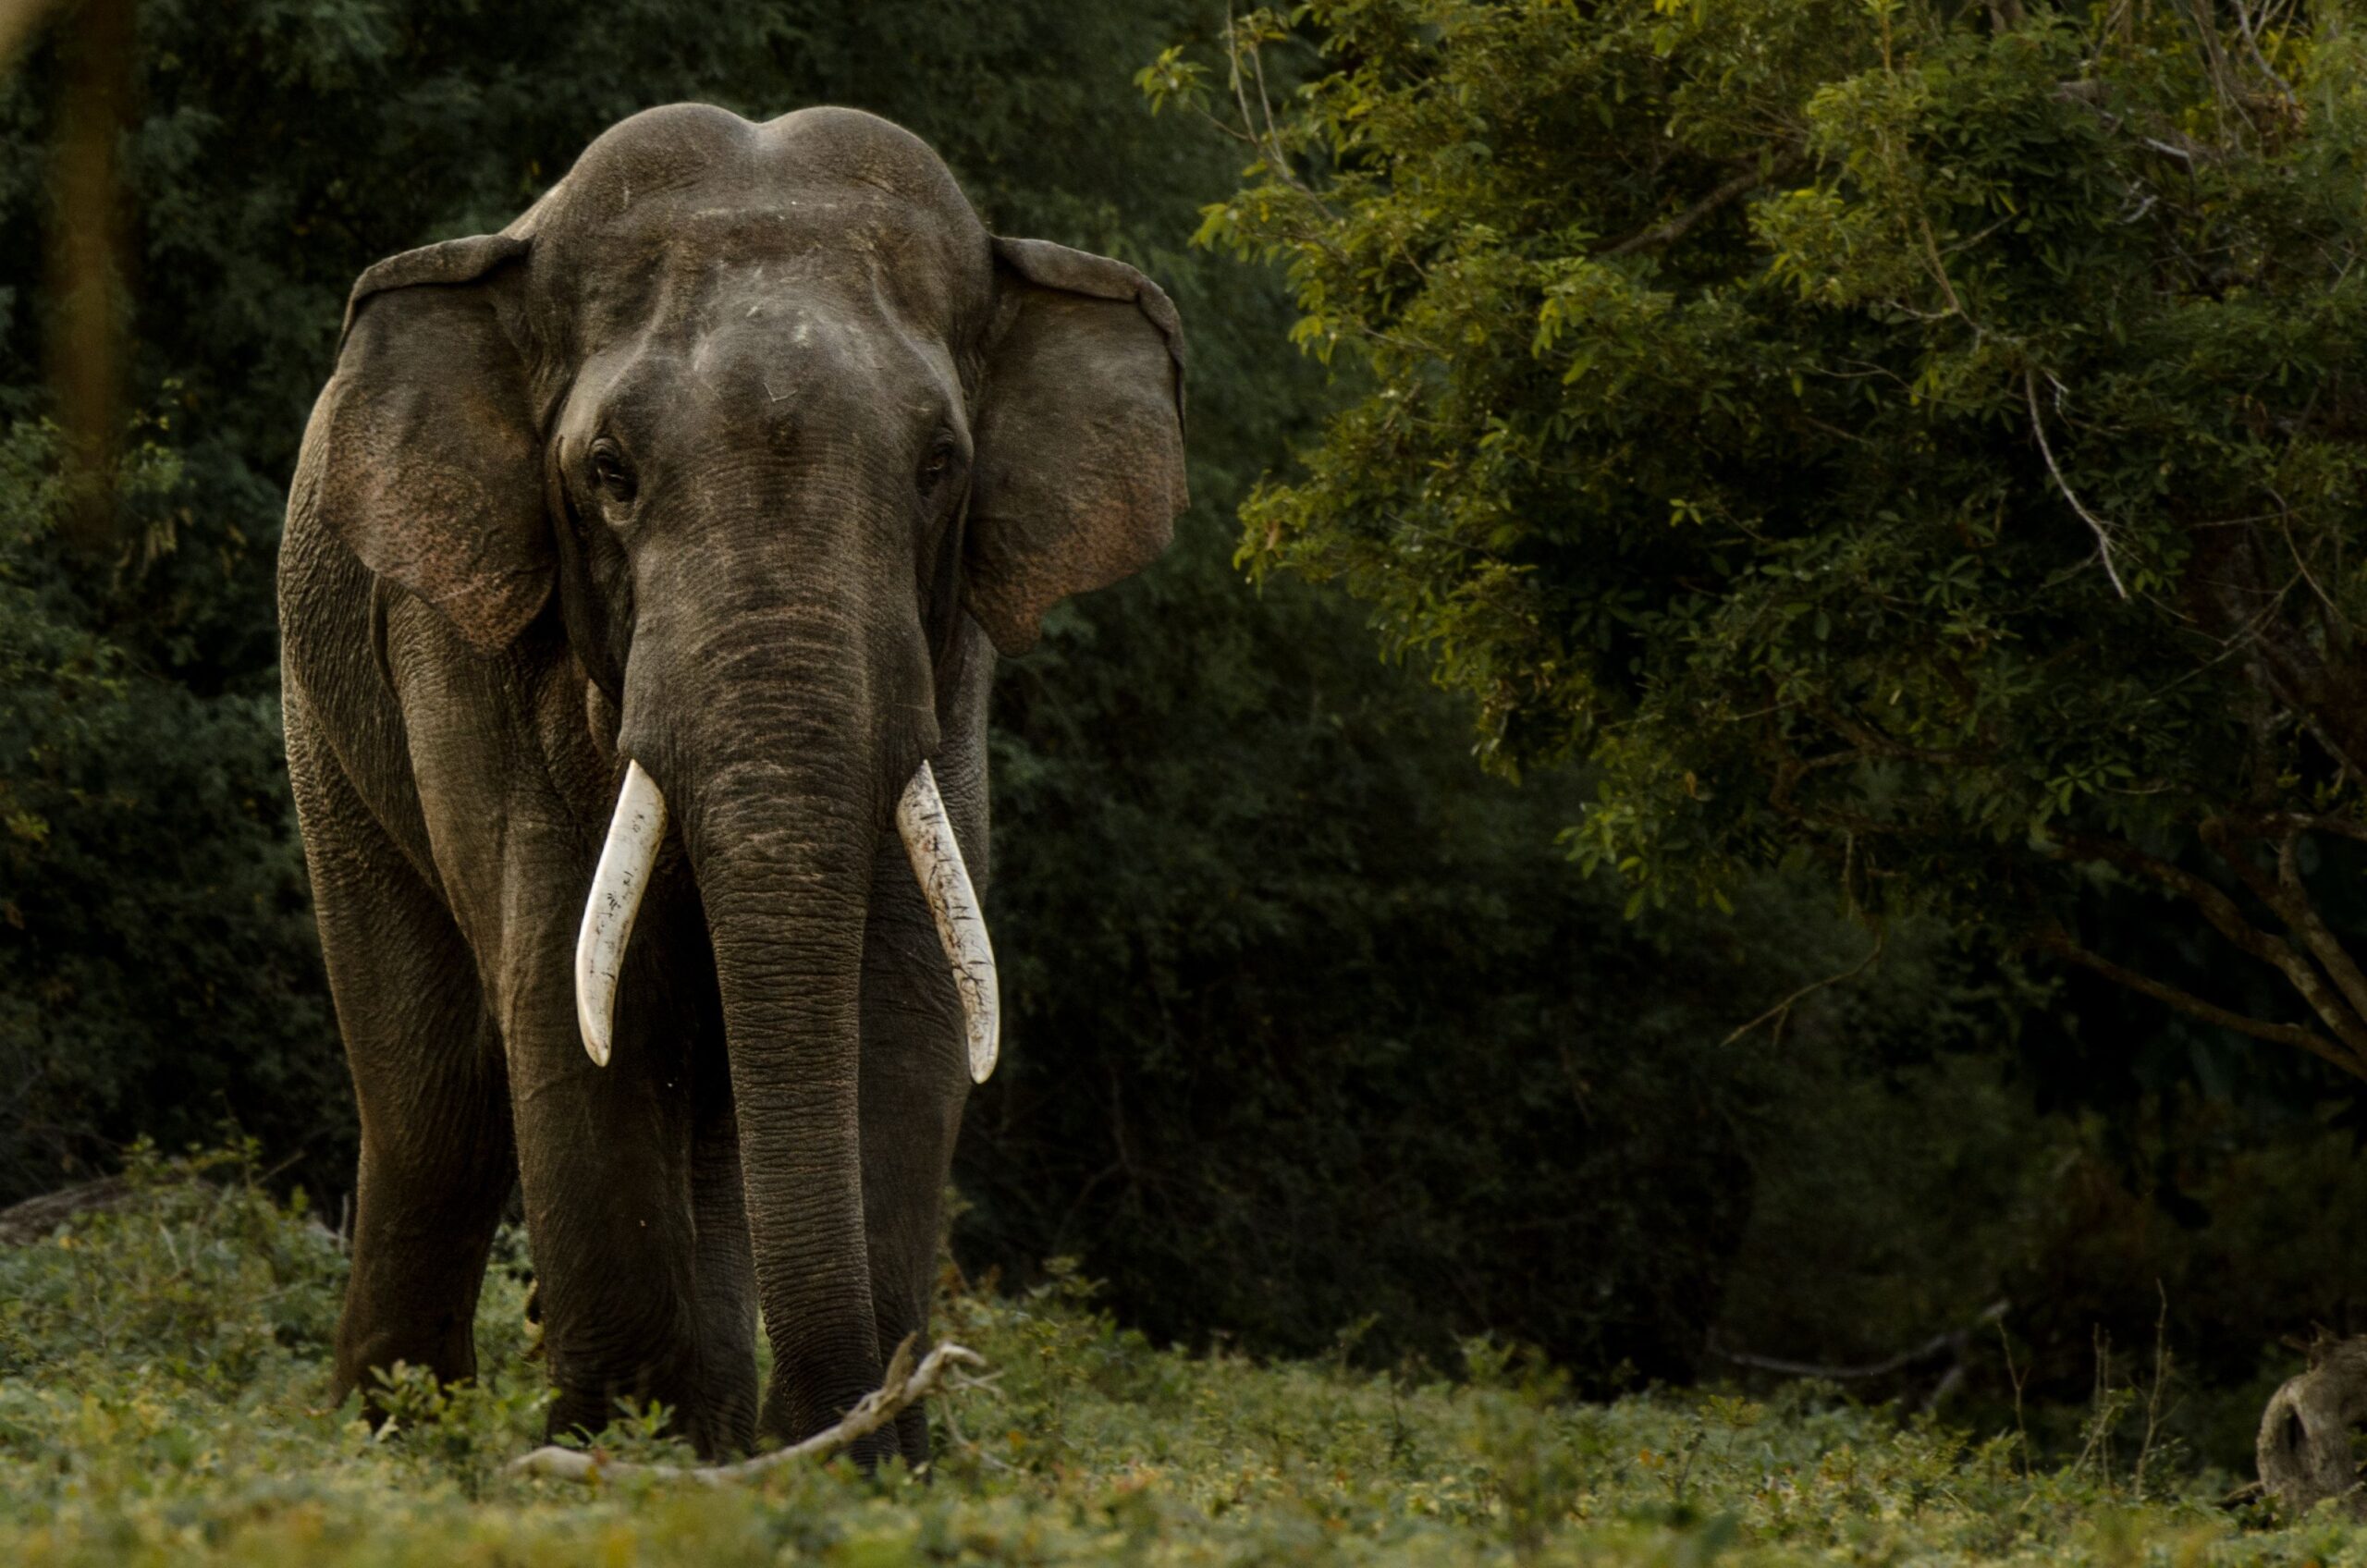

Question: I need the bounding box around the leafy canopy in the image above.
[1154,0,2367,1074]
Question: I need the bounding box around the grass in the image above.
[0,1147,2360,1565]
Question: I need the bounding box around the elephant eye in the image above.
[590,442,637,505]
[917,437,961,491]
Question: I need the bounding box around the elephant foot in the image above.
[543,1354,760,1462]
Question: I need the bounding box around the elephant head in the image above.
[305,104,1185,1440]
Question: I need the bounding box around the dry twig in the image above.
[2133,1282,2175,1496]
[1722,927,1886,1047]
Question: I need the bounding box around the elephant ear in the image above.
[964,237,1188,655]
[313,233,550,652]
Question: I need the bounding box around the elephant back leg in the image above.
[290,703,515,1404]
[385,605,711,1452]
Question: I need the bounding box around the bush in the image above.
[0,424,337,1196]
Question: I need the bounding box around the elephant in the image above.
[276,103,1186,1463]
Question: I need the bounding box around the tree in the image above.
[1154,0,2367,1076]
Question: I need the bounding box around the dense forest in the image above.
[6,0,2367,1495]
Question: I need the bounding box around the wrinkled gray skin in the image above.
[277,104,1185,1463]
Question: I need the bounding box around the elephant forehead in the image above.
[678,294,962,423]
[547,191,988,356]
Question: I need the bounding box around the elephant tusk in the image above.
[574,759,668,1067]
[895,762,1000,1083]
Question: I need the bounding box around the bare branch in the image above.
[2218,809,2367,848]
[1220,6,1338,220]
[2025,368,2129,599]
[1723,927,1885,1046]
[1711,1299,2007,1380]
[2188,527,2367,779]
[2204,819,2367,1031]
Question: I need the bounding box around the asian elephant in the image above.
[276,104,1186,1463]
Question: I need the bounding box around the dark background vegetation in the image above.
[0,0,2361,1468]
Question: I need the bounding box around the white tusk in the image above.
[574,759,668,1067]
[895,762,1000,1083]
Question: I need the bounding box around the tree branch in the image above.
[2188,526,2367,780]
[1597,156,1799,259]
[2218,809,2367,848]
[2063,835,2296,968]
[2025,369,2129,599]
[2204,819,2367,1033]
[2036,931,2364,1080]
[2058,834,2367,1064]
[1711,1299,2008,1380]
[1723,927,1885,1046]
[1809,697,1984,766]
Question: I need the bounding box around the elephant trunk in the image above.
[570,582,987,1447]
[686,754,881,1443]
[633,598,927,1439]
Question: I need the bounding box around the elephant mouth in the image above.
[570,759,1000,1083]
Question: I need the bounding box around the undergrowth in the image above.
[0,1147,2359,1564]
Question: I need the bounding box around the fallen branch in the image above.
[509,1335,985,1486]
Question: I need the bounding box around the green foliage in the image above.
[969,606,1993,1381]
[0,423,336,1194]
[3,1155,2364,1565]
[0,1142,343,1388]
[1184,0,2367,1069]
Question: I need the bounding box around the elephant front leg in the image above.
[687,1021,761,1454]
[498,866,709,1449]
[859,836,975,1464]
